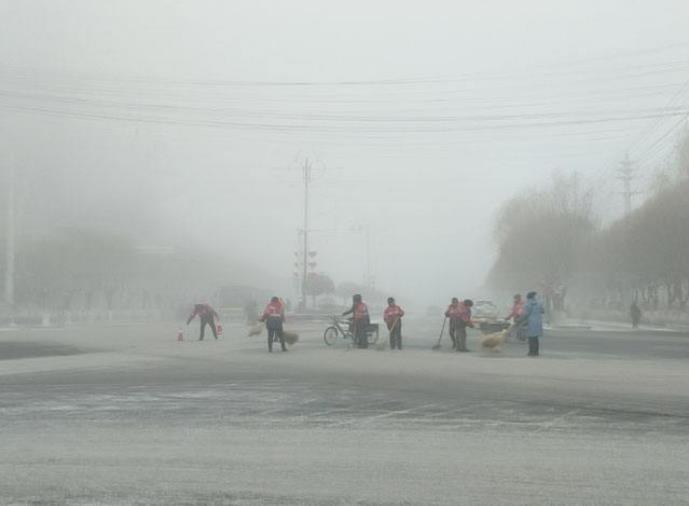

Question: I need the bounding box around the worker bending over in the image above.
[187,303,220,341]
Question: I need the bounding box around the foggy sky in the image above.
[2,0,689,305]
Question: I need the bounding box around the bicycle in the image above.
[323,316,379,346]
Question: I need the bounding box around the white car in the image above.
[472,300,510,334]
[472,300,499,320]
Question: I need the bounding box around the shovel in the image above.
[432,317,447,350]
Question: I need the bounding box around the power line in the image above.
[3,42,689,88]
[3,97,688,134]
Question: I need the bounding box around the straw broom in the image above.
[375,331,388,351]
[480,329,508,352]
[247,322,263,337]
[282,330,299,345]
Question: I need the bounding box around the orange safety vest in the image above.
[263,301,284,319]
[354,302,369,320]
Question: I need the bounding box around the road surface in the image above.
[1,318,688,505]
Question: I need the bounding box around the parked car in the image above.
[472,300,510,334]
[472,300,499,320]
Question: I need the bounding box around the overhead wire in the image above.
[2,43,688,200]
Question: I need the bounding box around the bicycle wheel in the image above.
[323,326,340,346]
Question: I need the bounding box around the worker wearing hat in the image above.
[516,291,544,356]
[261,296,286,352]
[383,297,405,350]
[456,299,474,352]
[342,294,370,348]
[445,298,474,351]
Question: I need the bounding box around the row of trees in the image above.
[7,228,229,315]
[488,129,689,314]
[304,274,387,309]
[589,177,689,310]
[2,224,382,316]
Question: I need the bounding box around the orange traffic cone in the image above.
[177,328,184,342]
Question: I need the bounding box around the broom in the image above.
[282,330,299,346]
[480,324,514,352]
[376,318,400,351]
[247,321,263,337]
[480,330,507,352]
[432,317,447,350]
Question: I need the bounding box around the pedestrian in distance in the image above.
[384,297,405,350]
[187,303,220,341]
[261,296,287,352]
[630,301,642,329]
[517,291,545,356]
[342,294,370,348]
[445,298,474,351]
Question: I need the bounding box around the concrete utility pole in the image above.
[4,164,15,307]
[364,224,374,290]
[618,154,636,216]
[351,224,375,290]
[300,158,311,310]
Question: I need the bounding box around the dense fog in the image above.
[3,3,689,506]
[2,0,689,315]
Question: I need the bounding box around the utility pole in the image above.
[300,158,311,310]
[364,225,374,290]
[351,224,375,290]
[4,164,15,308]
[618,154,636,216]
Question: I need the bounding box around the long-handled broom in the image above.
[376,317,400,351]
[432,317,447,350]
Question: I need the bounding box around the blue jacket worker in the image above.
[517,291,544,357]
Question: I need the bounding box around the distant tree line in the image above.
[488,129,689,315]
[303,274,389,311]
[6,227,387,318]
[8,228,229,316]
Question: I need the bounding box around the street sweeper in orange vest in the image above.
[505,293,527,341]
[342,294,370,349]
[186,303,220,341]
[384,297,405,350]
[261,296,287,352]
[445,298,474,352]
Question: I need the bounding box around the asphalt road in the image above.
[1,319,688,505]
